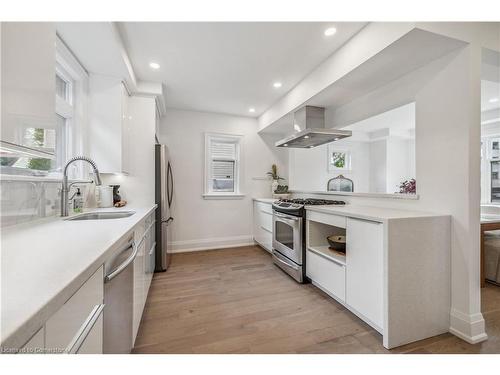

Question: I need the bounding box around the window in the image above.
[0,37,87,178]
[327,144,352,172]
[204,133,244,198]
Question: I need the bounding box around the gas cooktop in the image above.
[272,198,345,216]
[278,198,346,206]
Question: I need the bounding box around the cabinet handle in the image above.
[273,253,300,271]
[104,241,137,283]
[65,304,105,354]
[149,242,156,256]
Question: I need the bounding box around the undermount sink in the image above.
[65,211,136,221]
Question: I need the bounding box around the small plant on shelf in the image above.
[398,178,416,194]
[267,164,285,194]
[266,164,284,181]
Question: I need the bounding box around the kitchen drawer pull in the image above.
[149,242,156,255]
[273,252,300,271]
[136,220,156,248]
[64,304,105,354]
[104,241,136,283]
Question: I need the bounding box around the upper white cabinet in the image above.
[88,74,130,174]
[1,22,56,145]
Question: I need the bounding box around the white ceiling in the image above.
[117,22,367,117]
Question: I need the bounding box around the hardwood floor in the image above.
[132,246,500,354]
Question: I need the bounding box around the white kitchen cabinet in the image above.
[306,249,346,302]
[345,217,383,330]
[132,234,146,342]
[89,74,130,174]
[253,201,273,252]
[45,266,104,354]
[1,22,56,145]
[19,327,45,354]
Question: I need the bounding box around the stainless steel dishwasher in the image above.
[103,236,136,354]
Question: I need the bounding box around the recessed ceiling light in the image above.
[324,27,337,37]
[149,62,160,70]
[308,145,314,148]
[490,97,499,103]
[273,82,282,88]
[249,107,256,113]
[283,143,288,147]
[304,135,310,139]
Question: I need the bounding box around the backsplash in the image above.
[0,179,91,228]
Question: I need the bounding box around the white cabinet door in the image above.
[132,238,145,342]
[89,75,130,174]
[253,201,273,252]
[19,327,45,354]
[1,23,56,145]
[346,218,383,330]
[45,266,104,353]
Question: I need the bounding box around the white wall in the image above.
[158,108,288,252]
[289,140,370,192]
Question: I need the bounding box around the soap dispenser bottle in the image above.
[73,188,83,213]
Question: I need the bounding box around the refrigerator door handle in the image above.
[167,162,173,208]
[162,217,174,225]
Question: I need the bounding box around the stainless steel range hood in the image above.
[275,106,352,148]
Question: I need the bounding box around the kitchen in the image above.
[1,4,500,370]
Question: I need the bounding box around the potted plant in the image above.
[267,164,285,194]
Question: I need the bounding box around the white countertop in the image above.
[253,198,276,204]
[0,204,156,349]
[291,190,419,200]
[306,204,447,223]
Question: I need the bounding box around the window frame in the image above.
[55,36,89,179]
[203,132,245,199]
[327,144,352,172]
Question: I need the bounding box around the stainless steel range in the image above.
[272,198,345,283]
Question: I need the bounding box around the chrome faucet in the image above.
[61,156,102,216]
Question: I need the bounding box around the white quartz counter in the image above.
[306,204,447,223]
[0,205,157,349]
[252,198,276,204]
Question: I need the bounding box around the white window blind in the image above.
[205,134,242,196]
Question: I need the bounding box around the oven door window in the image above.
[275,220,295,251]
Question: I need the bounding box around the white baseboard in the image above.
[449,308,488,344]
[168,235,255,253]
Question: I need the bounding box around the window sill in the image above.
[202,193,246,200]
[0,174,86,183]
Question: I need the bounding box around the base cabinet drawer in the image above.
[19,327,45,354]
[253,201,273,253]
[45,266,104,353]
[255,227,272,252]
[306,249,346,302]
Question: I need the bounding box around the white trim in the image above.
[168,235,254,253]
[449,308,488,344]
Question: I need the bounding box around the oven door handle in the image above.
[273,252,300,271]
[274,212,300,221]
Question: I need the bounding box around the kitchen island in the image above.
[304,204,451,349]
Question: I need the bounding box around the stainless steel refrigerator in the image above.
[155,144,174,272]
